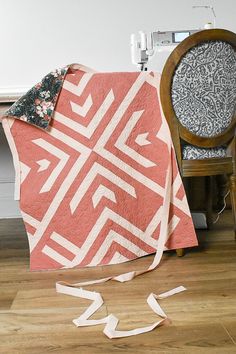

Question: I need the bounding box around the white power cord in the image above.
[213,190,230,224]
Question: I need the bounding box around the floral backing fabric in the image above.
[4,67,68,130]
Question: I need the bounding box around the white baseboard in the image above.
[0,199,21,218]
[0,182,21,218]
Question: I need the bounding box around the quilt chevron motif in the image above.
[2,69,197,271]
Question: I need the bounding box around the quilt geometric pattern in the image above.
[4,70,197,270]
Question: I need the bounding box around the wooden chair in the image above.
[160,29,236,255]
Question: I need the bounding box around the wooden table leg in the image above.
[176,248,185,257]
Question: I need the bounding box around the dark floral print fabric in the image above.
[4,66,69,129]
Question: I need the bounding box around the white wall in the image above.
[0,0,235,89]
[0,0,235,218]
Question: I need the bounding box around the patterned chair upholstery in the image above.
[160,29,236,246]
[171,40,236,159]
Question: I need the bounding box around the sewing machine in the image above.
[131,5,216,72]
[131,29,200,72]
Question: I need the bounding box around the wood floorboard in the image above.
[0,212,236,353]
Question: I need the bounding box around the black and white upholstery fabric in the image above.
[171,40,236,160]
[182,144,227,160]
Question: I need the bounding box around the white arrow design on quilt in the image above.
[156,120,170,144]
[33,139,69,193]
[20,162,31,183]
[63,72,94,96]
[36,159,51,172]
[88,214,180,267]
[42,232,81,267]
[90,230,147,265]
[41,207,179,267]
[135,132,151,146]
[70,94,93,117]
[70,162,136,214]
[110,252,129,264]
[69,206,162,267]
[92,185,117,208]
[93,74,165,196]
[115,110,156,168]
[88,73,188,214]
[70,208,179,268]
[54,90,114,138]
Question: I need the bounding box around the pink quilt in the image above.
[2,68,197,271]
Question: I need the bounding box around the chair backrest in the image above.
[160,29,236,152]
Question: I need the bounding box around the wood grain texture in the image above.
[0,213,236,353]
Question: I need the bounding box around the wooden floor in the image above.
[0,212,236,354]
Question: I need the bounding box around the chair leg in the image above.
[176,248,185,257]
[205,176,213,229]
[229,174,236,239]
